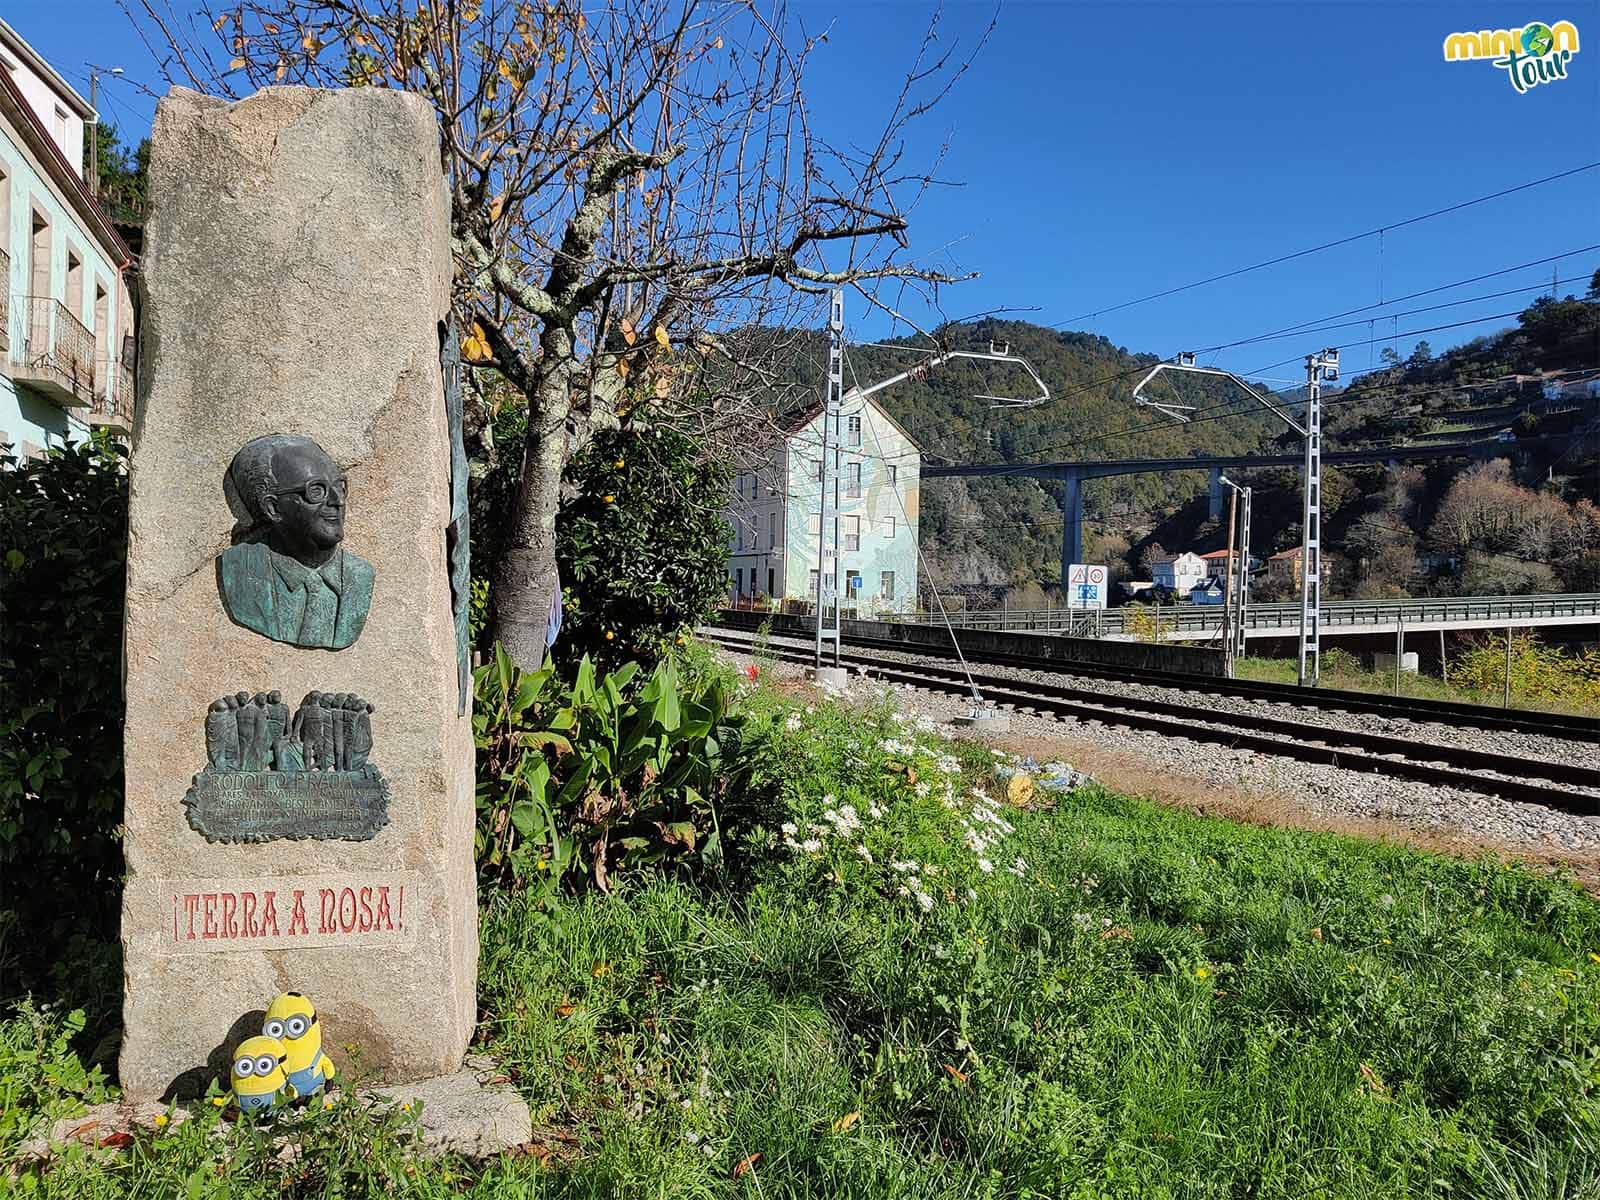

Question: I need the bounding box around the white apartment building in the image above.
[726,393,921,616]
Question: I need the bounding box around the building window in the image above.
[880,571,895,600]
[809,569,819,596]
[53,106,69,157]
[888,464,898,486]
[843,515,860,551]
[808,513,821,538]
[736,522,744,551]
[734,567,743,594]
[884,516,896,538]
[766,568,775,596]
[847,414,862,447]
[768,512,777,547]
[846,462,862,499]
[811,458,822,482]
[846,571,862,598]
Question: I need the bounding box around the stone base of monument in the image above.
[950,705,1012,733]
[14,1055,531,1167]
[810,666,852,690]
[369,1054,533,1158]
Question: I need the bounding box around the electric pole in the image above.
[1233,483,1251,663]
[85,64,123,199]
[813,289,844,674]
[1298,348,1338,687]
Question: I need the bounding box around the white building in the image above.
[1151,551,1208,595]
[0,18,135,459]
[726,393,921,616]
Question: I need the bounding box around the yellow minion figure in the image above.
[263,992,337,1099]
[230,1035,289,1116]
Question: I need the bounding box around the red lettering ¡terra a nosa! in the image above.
[288,890,308,936]
[220,893,238,939]
[375,886,393,931]
[241,891,258,938]
[202,894,219,939]
[358,886,374,932]
[184,894,200,940]
[319,889,336,934]
[338,887,357,933]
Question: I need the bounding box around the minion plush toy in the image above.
[263,992,337,1099]
[230,1035,289,1116]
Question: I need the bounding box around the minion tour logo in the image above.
[1443,20,1580,93]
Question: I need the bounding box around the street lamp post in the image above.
[85,64,124,197]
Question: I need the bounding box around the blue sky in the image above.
[9,0,1599,382]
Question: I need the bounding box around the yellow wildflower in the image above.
[605,630,615,641]
[1194,966,1211,980]
[602,494,615,504]
[614,459,625,469]
[153,1113,170,1129]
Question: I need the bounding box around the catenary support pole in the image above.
[1223,489,1238,678]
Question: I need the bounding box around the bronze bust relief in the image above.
[219,435,375,650]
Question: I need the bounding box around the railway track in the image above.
[715,623,1600,743]
[706,628,1600,818]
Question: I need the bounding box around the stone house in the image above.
[724,393,920,616]
[0,18,135,459]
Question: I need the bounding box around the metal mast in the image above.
[812,290,845,672]
[1298,348,1337,686]
[1232,483,1251,663]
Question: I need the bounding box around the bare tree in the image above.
[131,0,985,667]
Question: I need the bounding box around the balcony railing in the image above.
[0,250,9,354]
[13,295,96,408]
[87,357,135,433]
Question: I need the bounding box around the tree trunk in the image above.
[491,325,576,669]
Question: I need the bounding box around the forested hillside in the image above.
[822,283,1599,599]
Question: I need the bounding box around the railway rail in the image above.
[705,627,1600,818]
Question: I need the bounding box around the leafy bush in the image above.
[474,645,747,894]
[1453,633,1600,705]
[0,441,127,946]
[555,426,732,672]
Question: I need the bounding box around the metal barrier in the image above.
[878,593,1600,638]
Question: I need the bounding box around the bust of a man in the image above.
[218,434,375,650]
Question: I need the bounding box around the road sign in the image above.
[1067,563,1107,610]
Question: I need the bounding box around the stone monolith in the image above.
[119,86,475,1100]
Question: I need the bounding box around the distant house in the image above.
[0,18,136,457]
[1150,551,1207,595]
[724,392,921,616]
[1267,547,1303,581]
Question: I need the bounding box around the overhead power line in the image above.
[1050,162,1600,328]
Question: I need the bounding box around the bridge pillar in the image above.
[1059,469,1083,588]
[1208,467,1224,522]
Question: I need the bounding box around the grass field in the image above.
[7,672,1600,1197]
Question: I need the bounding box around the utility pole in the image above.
[1222,487,1237,677]
[813,290,844,678]
[1299,348,1338,687]
[85,64,123,199]
[1233,484,1251,663]
[1218,474,1251,673]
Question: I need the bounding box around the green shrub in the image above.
[0,441,127,950]
[0,1002,112,1160]
[473,645,747,894]
[554,426,732,672]
[1453,633,1600,704]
